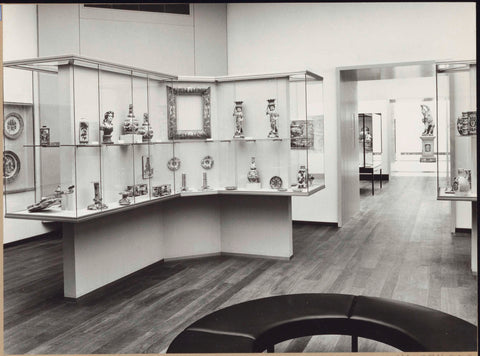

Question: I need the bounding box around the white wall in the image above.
[227,2,476,223]
[37,4,228,76]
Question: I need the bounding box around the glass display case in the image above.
[3,56,325,222]
[436,60,476,201]
[358,113,382,168]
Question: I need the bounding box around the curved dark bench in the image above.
[167,293,477,353]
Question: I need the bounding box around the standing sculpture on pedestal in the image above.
[421,104,435,136]
[266,99,279,138]
[233,101,245,138]
[419,105,436,163]
[101,111,114,144]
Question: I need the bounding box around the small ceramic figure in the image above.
[142,156,154,179]
[468,111,477,135]
[233,101,245,138]
[79,120,89,144]
[247,157,260,183]
[138,113,154,142]
[297,165,307,189]
[266,99,279,138]
[101,111,114,144]
[40,126,50,146]
[87,182,108,210]
[123,104,139,134]
[161,184,172,196]
[118,192,131,206]
[421,105,435,136]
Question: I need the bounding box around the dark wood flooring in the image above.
[3,176,477,354]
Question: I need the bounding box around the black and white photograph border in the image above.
[1,2,477,355]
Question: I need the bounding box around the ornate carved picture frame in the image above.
[167,86,211,140]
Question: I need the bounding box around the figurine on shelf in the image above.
[123,104,139,134]
[457,112,470,136]
[468,111,477,135]
[421,104,435,136]
[118,191,131,206]
[137,113,154,142]
[40,126,50,146]
[297,165,307,189]
[87,182,108,210]
[142,156,154,179]
[247,157,260,183]
[453,168,472,192]
[233,101,245,138]
[27,185,74,212]
[266,99,279,138]
[101,111,114,144]
[79,120,89,144]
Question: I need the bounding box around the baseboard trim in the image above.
[293,221,339,227]
[455,228,472,234]
[164,252,221,262]
[222,251,292,261]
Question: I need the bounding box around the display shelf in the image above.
[435,60,476,202]
[5,192,180,222]
[4,55,325,222]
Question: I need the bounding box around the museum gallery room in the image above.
[1,2,478,354]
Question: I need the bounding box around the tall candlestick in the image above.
[181,173,187,192]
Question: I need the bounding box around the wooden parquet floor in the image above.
[3,176,477,354]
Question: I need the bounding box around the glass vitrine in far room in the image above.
[436,60,477,201]
[358,113,382,168]
[3,56,177,221]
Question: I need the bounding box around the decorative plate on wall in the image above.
[201,155,214,169]
[167,157,181,171]
[3,150,21,183]
[4,112,24,140]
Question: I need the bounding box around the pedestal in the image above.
[119,134,143,144]
[420,135,436,162]
[246,182,261,190]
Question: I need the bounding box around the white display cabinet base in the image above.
[61,195,293,298]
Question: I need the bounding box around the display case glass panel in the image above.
[3,57,325,222]
[436,61,476,201]
[3,56,176,221]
